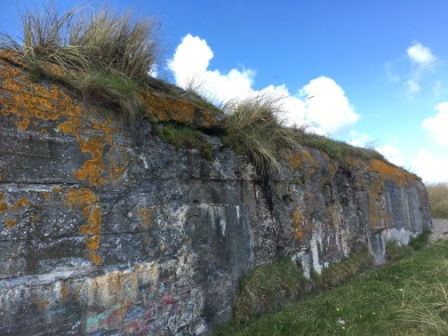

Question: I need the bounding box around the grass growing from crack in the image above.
[154,122,213,160]
[212,232,438,336]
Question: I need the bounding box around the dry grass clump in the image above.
[426,182,448,219]
[222,95,305,172]
[1,2,162,120]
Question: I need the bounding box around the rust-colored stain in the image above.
[137,207,152,228]
[64,188,102,265]
[6,218,16,229]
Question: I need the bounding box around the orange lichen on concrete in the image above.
[137,208,152,228]
[0,192,4,201]
[40,129,48,135]
[0,49,24,65]
[0,58,127,187]
[287,150,303,170]
[65,188,102,265]
[73,137,106,186]
[17,117,30,130]
[369,159,415,186]
[142,91,195,124]
[0,202,9,214]
[12,198,30,211]
[6,218,16,229]
[52,187,63,193]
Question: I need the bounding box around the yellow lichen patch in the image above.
[17,117,30,130]
[52,187,62,193]
[40,129,48,135]
[369,160,415,186]
[64,188,102,265]
[6,218,16,229]
[0,202,9,214]
[31,216,39,222]
[137,208,152,228]
[12,198,30,211]
[43,192,51,199]
[0,192,4,200]
[293,209,304,242]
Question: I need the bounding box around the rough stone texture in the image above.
[0,55,432,335]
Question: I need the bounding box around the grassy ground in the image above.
[427,182,448,219]
[212,234,448,336]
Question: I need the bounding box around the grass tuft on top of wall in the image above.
[426,182,448,219]
[222,94,388,174]
[0,1,162,121]
[222,95,306,173]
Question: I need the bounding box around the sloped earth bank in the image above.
[430,218,448,241]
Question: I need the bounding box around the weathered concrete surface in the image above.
[0,55,431,335]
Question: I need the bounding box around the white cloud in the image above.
[347,131,370,147]
[411,150,448,183]
[403,42,437,95]
[168,35,358,136]
[299,77,360,136]
[422,102,448,146]
[168,34,255,103]
[407,42,436,67]
[406,79,420,93]
[377,144,404,167]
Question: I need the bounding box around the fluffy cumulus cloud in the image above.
[407,42,436,67]
[168,34,359,136]
[422,102,448,146]
[168,34,255,103]
[299,77,359,136]
[377,144,404,167]
[411,150,448,183]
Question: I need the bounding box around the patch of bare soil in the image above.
[430,218,448,241]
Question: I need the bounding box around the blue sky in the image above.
[1,1,448,182]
